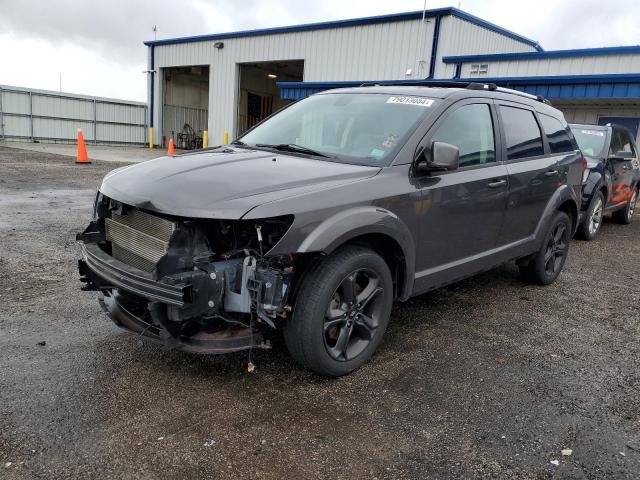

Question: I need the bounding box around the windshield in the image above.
[572,127,607,157]
[238,93,437,166]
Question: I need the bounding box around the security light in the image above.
[268,73,277,79]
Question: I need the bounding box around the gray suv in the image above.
[78,83,584,376]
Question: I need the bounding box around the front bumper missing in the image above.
[79,242,189,306]
[100,292,264,354]
[79,243,266,354]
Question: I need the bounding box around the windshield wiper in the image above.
[255,143,331,158]
[230,140,249,147]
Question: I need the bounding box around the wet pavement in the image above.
[0,141,171,163]
[1,146,639,479]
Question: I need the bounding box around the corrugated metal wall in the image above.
[0,85,147,144]
[456,54,640,78]
[435,16,538,78]
[556,103,640,143]
[153,19,437,141]
[152,14,539,142]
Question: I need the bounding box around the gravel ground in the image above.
[1,146,639,479]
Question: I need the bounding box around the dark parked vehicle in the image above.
[78,83,584,376]
[570,123,640,240]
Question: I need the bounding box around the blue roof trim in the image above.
[277,74,640,101]
[443,45,640,63]
[459,73,640,85]
[144,7,541,50]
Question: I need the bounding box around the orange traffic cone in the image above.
[167,137,175,156]
[76,128,90,164]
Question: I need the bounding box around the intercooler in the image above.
[105,209,177,272]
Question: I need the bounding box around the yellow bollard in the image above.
[148,127,154,148]
[223,132,229,145]
[202,130,208,149]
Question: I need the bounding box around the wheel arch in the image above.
[535,185,580,244]
[294,207,415,300]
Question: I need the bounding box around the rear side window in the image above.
[431,103,495,168]
[609,129,636,156]
[539,114,574,154]
[500,106,544,160]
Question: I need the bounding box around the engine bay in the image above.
[77,192,296,353]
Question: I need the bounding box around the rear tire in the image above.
[519,211,571,285]
[612,188,637,225]
[284,246,393,377]
[576,191,604,240]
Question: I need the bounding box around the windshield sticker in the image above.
[581,130,605,137]
[386,96,434,107]
[381,134,399,149]
[369,149,386,158]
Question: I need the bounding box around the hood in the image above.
[99,148,380,219]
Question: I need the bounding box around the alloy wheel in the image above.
[323,269,384,361]
[589,197,603,236]
[544,222,568,276]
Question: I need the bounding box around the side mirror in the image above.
[612,150,634,160]
[414,141,460,175]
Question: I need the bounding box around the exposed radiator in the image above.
[105,209,177,272]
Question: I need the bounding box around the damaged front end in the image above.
[77,192,295,354]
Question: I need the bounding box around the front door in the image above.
[607,127,637,208]
[413,100,508,291]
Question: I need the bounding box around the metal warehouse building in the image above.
[144,6,640,147]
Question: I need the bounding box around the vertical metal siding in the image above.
[2,91,30,114]
[435,16,537,78]
[154,18,437,140]
[0,85,147,144]
[558,104,640,143]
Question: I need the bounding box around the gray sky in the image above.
[1,0,638,101]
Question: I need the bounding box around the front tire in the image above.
[612,188,637,225]
[519,211,571,285]
[576,191,604,240]
[284,246,394,377]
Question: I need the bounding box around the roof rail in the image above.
[358,79,549,104]
[466,82,497,90]
[359,80,471,88]
[493,86,549,104]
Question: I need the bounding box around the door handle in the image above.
[545,170,559,177]
[488,179,507,188]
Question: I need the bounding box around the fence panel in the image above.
[0,85,147,145]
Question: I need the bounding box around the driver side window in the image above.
[609,129,635,156]
[431,103,496,168]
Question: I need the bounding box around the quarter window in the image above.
[500,106,544,160]
[540,114,574,154]
[431,103,495,168]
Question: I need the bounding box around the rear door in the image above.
[497,103,560,245]
[413,99,509,289]
[607,127,636,208]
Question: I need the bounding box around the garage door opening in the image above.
[162,65,209,149]
[237,60,304,135]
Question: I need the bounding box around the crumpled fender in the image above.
[269,206,416,300]
[582,171,605,209]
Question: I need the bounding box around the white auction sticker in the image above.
[386,96,434,107]
[581,130,605,137]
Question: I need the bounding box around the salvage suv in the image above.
[78,83,584,376]
[570,123,640,240]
